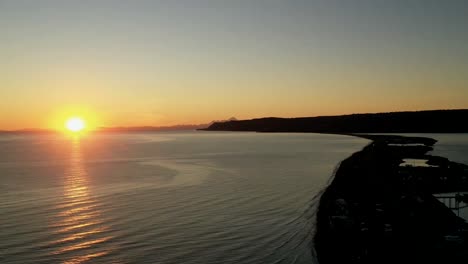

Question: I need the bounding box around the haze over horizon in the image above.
[1,0,468,130]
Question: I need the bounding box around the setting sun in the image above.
[65,118,86,132]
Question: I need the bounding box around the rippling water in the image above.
[0,132,368,264]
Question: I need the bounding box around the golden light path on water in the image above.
[48,136,114,263]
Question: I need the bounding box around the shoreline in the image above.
[314,134,468,263]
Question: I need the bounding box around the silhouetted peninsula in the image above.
[201,109,468,133]
[314,134,468,263]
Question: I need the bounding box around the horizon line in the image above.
[1,108,467,133]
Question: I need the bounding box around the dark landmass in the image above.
[314,134,468,264]
[0,124,208,134]
[201,109,468,133]
[96,119,238,132]
[97,124,207,132]
[0,128,57,134]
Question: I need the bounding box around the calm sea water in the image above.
[0,132,368,264]
[365,133,468,164]
[423,134,468,165]
[2,132,468,264]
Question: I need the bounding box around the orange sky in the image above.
[1,1,467,130]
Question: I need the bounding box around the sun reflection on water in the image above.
[49,137,114,263]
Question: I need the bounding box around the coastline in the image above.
[314,134,468,263]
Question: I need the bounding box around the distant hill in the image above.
[201,109,468,133]
[0,124,207,134]
[98,124,207,132]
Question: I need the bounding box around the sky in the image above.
[1,0,467,130]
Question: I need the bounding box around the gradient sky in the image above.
[1,0,467,130]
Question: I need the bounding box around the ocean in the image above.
[0,132,369,264]
[2,132,468,264]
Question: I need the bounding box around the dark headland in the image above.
[200,109,468,133]
[201,109,468,263]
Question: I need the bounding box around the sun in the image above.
[65,117,86,132]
